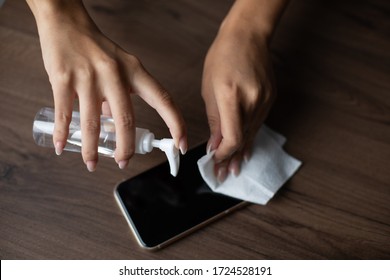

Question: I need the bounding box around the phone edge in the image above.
[114,184,249,251]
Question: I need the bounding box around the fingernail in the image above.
[118,160,128,170]
[179,138,187,155]
[86,160,96,172]
[55,141,64,156]
[217,166,228,183]
[206,137,217,154]
[229,161,240,177]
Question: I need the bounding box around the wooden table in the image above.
[0,0,389,259]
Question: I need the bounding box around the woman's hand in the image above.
[201,0,289,182]
[27,0,187,171]
[202,26,276,182]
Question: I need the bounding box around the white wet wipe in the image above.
[197,126,302,205]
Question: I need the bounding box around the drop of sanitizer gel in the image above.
[32,107,180,176]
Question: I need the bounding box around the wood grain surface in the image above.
[0,0,389,259]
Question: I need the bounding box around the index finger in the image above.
[131,63,187,154]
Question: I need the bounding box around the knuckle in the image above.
[207,114,220,130]
[224,132,243,152]
[216,81,238,97]
[98,57,119,73]
[56,111,72,125]
[115,113,134,130]
[247,86,261,104]
[50,68,71,86]
[244,94,260,114]
[157,89,174,107]
[76,66,94,81]
[123,148,135,160]
[84,118,100,133]
[53,112,72,139]
[116,146,135,161]
[254,83,275,104]
[169,119,185,137]
[53,127,68,140]
[241,84,276,115]
[82,149,98,161]
[127,55,142,69]
[215,83,241,106]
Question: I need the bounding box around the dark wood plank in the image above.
[0,0,389,259]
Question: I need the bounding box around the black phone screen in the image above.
[114,143,245,249]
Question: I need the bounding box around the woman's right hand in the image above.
[27,0,187,171]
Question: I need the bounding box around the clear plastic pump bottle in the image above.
[32,107,180,176]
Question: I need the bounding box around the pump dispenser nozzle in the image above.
[32,107,180,176]
[152,138,180,177]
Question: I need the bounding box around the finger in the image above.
[77,83,101,172]
[102,73,135,168]
[242,113,262,163]
[201,80,222,153]
[223,107,259,178]
[228,151,243,177]
[52,77,76,156]
[242,86,274,161]
[242,112,266,162]
[101,100,115,133]
[222,114,256,179]
[130,60,187,154]
[101,100,112,117]
[213,86,243,163]
[215,160,229,184]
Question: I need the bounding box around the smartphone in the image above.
[114,143,247,250]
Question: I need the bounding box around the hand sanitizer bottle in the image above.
[32,107,180,176]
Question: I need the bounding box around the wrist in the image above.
[27,0,93,31]
[218,16,270,47]
[219,0,289,45]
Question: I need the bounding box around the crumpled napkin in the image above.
[197,126,302,205]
